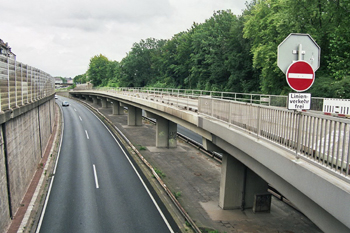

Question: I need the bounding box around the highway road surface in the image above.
[37,97,178,233]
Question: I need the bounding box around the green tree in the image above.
[118,38,166,87]
[56,77,67,83]
[243,0,293,94]
[243,0,350,95]
[87,54,110,86]
[73,73,87,84]
[327,27,350,81]
[78,0,350,99]
[157,31,192,88]
[325,1,350,81]
[188,10,259,91]
[106,60,120,87]
[223,11,260,93]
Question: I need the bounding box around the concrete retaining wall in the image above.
[0,97,55,232]
[0,129,10,232]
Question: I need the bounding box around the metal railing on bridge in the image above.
[94,86,324,111]
[84,87,350,180]
[0,51,55,112]
[199,97,350,180]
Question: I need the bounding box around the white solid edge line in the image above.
[36,104,66,232]
[90,110,174,233]
[85,130,89,139]
[53,113,64,175]
[35,175,55,233]
[93,164,99,189]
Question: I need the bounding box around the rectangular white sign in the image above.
[288,73,313,79]
[288,93,311,110]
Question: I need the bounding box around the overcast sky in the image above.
[1,0,247,78]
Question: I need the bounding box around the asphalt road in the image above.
[177,126,202,144]
[37,97,177,233]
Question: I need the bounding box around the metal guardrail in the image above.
[0,53,55,112]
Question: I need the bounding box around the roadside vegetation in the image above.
[153,168,166,178]
[74,0,350,98]
[55,84,75,91]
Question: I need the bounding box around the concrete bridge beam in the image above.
[203,138,225,153]
[146,111,177,148]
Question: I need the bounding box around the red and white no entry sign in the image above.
[286,60,315,92]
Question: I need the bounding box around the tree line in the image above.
[74,0,350,98]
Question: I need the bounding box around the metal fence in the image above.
[0,53,54,112]
[199,97,350,179]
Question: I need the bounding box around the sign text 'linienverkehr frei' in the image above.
[288,93,311,110]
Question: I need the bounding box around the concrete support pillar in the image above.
[127,106,142,126]
[146,111,177,148]
[99,97,107,108]
[106,98,113,108]
[106,101,111,108]
[89,96,93,102]
[91,96,98,104]
[219,153,268,210]
[156,117,177,148]
[111,101,124,115]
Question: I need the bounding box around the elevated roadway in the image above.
[70,88,350,233]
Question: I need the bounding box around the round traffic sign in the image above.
[286,61,315,92]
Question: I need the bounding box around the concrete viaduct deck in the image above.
[70,88,350,233]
